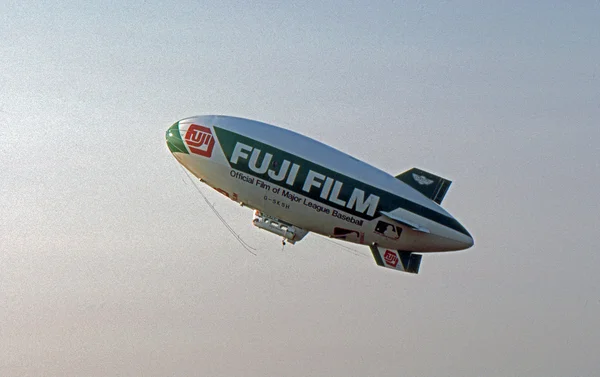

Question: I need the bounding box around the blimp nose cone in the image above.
[166,121,187,154]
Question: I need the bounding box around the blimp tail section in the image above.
[369,244,422,274]
[395,168,452,205]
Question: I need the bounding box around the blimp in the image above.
[166,115,473,274]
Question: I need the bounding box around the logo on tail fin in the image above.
[412,173,434,186]
[384,250,398,267]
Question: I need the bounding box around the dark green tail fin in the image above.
[395,168,452,205]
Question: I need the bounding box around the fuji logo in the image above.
[384,250,398,268]
[185,124,215,157]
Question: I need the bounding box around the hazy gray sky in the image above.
[1,1,599,376]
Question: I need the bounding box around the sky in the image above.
[1,0,599,376]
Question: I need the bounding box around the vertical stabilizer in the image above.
[369,244,422,274]
[395,168,452,204]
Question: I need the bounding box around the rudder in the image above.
[369,245,422,274]
[395,167,452,205]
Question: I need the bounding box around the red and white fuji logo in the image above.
[384,250,398,268]
[184,124,215,157]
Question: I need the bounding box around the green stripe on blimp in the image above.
[166,122,189,154]
[214,127,469,236]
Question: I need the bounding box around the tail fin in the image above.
[395,168,452,205]
[369,245,422,274]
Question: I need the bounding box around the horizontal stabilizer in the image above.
[380,211,430,233]
[395,168,452,204]
[369,244,422,274]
